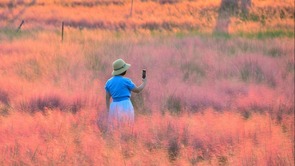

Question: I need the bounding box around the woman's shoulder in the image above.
[105,76,115,85]
[122,77,133,83]
[106,76,131,83]
[106,76,113,82]
[122,76,132,80]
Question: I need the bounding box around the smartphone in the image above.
[142,69,146,79]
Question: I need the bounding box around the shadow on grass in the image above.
[19,94,84,114]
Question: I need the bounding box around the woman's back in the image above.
[105,76,135,102]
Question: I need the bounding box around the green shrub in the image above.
[239,63,265,83]
[266,47,284,57]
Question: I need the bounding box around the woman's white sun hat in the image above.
[112,59,131,76]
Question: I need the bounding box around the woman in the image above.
[105,59,147,130]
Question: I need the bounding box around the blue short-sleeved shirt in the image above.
[105,76,136,102]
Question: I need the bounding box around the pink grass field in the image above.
[0,0,294,165]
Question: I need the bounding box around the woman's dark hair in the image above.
[119,71,127,76]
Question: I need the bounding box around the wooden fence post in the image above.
[16,20,24,33]
[61,21,64,42]
[130,0,134,17]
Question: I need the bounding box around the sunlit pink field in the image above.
[0,29,293,165]
[0,0,294,165]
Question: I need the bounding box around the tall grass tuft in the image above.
[166,95,182,115]
[168,137,180,161]
[239,61,265,83]
[181,62,206,83]
[233,55,278,87]
[19,94,84,113]
[21,94,64,112]
[266,47,285,57]
[131,92,151,115]
[0,89,10,106]
[0,89,10,116]
[16,59,42,81]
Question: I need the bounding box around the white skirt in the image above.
[108,99,134,130]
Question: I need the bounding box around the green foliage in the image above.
[212,32,232,39]
[265,47,285,57]
[175,31,186,38]
[238,30,294,39]
[0,28,38,41]
[240,63,265,83]
[249,13,260,22]
[237,58,277,87]
[257,30,293,39]
[0,28,16,41]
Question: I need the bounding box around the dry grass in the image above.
[0,0,294,165]
[0,109,293,165]
[0,0,293,32]
[0,28,294,165]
